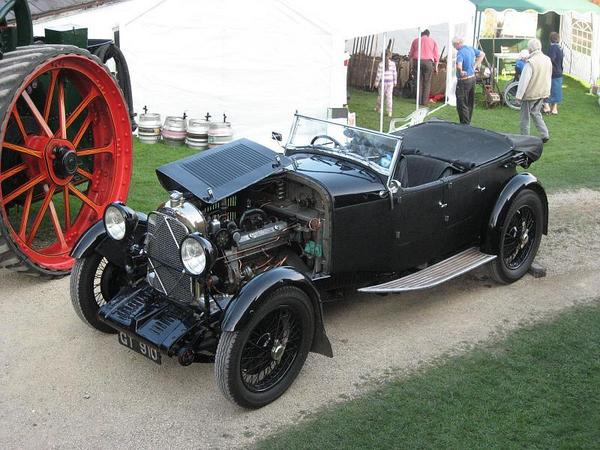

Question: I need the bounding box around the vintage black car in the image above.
[70,114,547,408]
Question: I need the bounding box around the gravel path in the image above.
[1,189,599,449]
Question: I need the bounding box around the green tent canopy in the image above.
[470,0,600,14]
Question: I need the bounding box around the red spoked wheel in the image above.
[0,45,132,276]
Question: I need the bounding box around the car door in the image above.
[443,161,517,253]
[392,180,447,270]
[442,169,485,252]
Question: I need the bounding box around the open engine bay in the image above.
[147,173,331,300]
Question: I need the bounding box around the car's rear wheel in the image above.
[215,286,314,408]
[489,189,543,284]
[70,252,126,333]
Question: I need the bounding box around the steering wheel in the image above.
[310,135,342,149]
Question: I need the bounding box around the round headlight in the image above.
[104,204,127,240]
[104,203,138,241]
[181,234,215,276]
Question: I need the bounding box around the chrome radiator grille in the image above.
[146,211,193,303]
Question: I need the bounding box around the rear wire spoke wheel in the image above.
[0,46,132,276]
[215,286,315,408]
[503,81,521,110]
[489,189,544,284]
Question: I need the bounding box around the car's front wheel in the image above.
[489,189,544,284]
[70,252,126,333]
[215,286,314,408]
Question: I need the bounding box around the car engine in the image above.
[145,174,330,304]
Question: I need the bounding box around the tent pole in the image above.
[416,26,422,111]
[473,10,481,45]
[379,32,386,132]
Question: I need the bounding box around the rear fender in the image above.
[482,173,548,254]
[221,267,333,357]
[70,213,148,268]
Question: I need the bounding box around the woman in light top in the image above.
[374,50,397,118]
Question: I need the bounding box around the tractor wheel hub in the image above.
[53,146,78,178]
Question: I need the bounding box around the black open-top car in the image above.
[70,114,547,408]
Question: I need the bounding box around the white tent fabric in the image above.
[560,11,600,84]
[33,0,475,144]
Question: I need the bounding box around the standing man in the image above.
[409,29,439,106]
[516,38,552,143]
[452,36,484,125]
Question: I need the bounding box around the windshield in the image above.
[287,115,401,177]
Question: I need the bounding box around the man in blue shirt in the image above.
[452,36,485,124]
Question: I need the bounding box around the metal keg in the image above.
[208,121,233,148]
[186,118,210,150]
[137,112,162,144]
[162,116,186,146]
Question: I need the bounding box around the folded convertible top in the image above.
[394,120,543,168]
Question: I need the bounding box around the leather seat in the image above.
[395,155,454,188]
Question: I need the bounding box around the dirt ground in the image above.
[1,189,599,449]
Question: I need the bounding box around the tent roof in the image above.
[282,0,476,38]
[28,0,126,20]
[470,0,600,14]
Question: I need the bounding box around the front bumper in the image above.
[98,285,202,356]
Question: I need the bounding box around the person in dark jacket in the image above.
[544,32,563,115]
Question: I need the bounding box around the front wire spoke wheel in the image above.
[215,286,315,408]
[240,308,301,392]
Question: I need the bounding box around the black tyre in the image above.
[70,252,125,333]
[503,81,521,110]
[215,286,314,408]
[489,189,544,284]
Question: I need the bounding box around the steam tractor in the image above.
[0,0,134,276]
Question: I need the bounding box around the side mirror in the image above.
[272,131,282,142]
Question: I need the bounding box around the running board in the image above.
[358,247,496,294]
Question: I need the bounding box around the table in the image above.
[493,52,521,82]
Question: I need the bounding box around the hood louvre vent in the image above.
[156,138,291,204]
[182,143,272,188]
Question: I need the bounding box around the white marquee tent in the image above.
[33,0,475,143]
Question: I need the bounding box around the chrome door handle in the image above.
[476,184,486,192]
[438,201,448,208]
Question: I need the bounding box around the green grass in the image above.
[128,140,197,211]
[347,76,600,192]
[258,302,600,450]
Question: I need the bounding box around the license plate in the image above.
[118,332,162,364]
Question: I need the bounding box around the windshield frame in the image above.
[285,114,402,183]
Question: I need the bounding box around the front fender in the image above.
[70,212,148,268]
[221,267,333,357]
[482,173,548,254]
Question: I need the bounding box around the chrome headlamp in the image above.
[180,233,215,276]
[104,203,138,241]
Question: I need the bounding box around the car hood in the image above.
[156,139,291,204]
